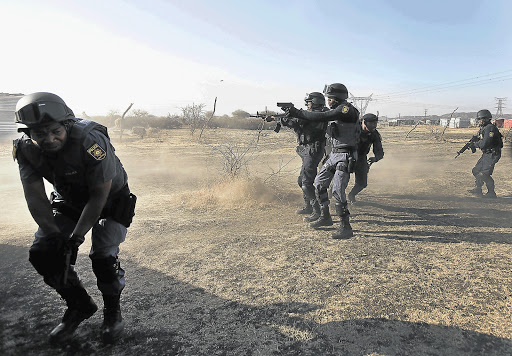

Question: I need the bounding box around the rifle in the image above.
[455,136,478,158]
[250,108,289,133]
[62,233,83,285]
[250,103,296,133]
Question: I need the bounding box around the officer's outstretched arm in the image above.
[290,104,355,122]
[22,178,60,235]
[73,179,112,238]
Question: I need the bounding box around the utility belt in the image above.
[332,147,353,153]
[51,184,137,228]
[329,148,356,173]
[299,138,325,146]
[482,147,500,154]
[298,133,325,146]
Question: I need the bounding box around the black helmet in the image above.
[323,83,348,101]
[362,113,378,122]
[304,92,325,108]
[15,92,75,128]
[476,109,492,120]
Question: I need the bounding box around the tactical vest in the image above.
[478,123,503,150]
[327,120,361,149]
[297,121,327,145]
[15,120,109,206]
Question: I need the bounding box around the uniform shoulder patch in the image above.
[87,143,107,160]
[489,131,494,137]
[341,105,350,114]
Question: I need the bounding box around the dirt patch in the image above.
[2,126,512,355]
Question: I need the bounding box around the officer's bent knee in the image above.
[29,248,63,277]
[92,256,120,283]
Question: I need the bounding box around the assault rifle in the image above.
[454,135,478,159]
[250,102,295,133]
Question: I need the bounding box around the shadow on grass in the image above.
[1,244,511,355]
[350,194,512,244]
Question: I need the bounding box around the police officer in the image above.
[13,92,136,344]
[276,92,328,220]
[286,83,360,239]
[348,113,384,203]
[467,109,502,198]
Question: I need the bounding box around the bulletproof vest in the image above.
[327,120,361,149]
[296,107,328,145]
[357,130,373,156]
[16,120,109,206]
[479,123,503,149]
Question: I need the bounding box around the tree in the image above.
[180,103,206,135]
[232,109,251,119]
[132,109,149,118]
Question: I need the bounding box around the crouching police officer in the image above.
[286,83,360,239]
[467,109,502,198]
[348,113,384,203]
[12,92,136,344]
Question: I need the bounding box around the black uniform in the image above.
[349,129,384,199]
[280,108,328,209]
[472,122,502,195]
[289,102,360,213]
[14,119,131,296]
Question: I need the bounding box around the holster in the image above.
[102,185,137,228]
[50,192,81,222]
[347,155,356,173]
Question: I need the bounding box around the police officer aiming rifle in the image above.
[284,83,360,239]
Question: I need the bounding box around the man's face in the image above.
[29,121,68,152]
[327,98,337,108]
[478,118,490,127]
[306,101,313,110]
[363,120,378,132]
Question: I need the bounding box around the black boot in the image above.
[101,294,125,344]
[296,192,313,214]
[467,187,483,196]
[49,285,98,344]
[309,205,333,228]
[332,203,353,239]
[484,191,497,198]
[347,191,356,204]
[304,200,321,222]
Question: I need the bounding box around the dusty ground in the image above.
[1,125,512,355]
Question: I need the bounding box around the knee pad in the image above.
[92,256,120,284]
[29,247,64,277]
[315,186,329,204]
[301,184,316,200]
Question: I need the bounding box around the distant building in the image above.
[425,119,440,125]
[0,93,23,137]
[439,118,450,127]
[494,118,505,128]
[502,119,512,129]
[449,117,471,128]
[388,118,415,126]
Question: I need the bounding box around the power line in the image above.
[373,70,512,99]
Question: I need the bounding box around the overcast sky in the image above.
[2,0,512,117]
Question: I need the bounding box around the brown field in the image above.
[1,125,512,355]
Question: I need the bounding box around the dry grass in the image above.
[1,126,512,355]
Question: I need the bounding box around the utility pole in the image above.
[349,93,373,116]
[495,97,507,119]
